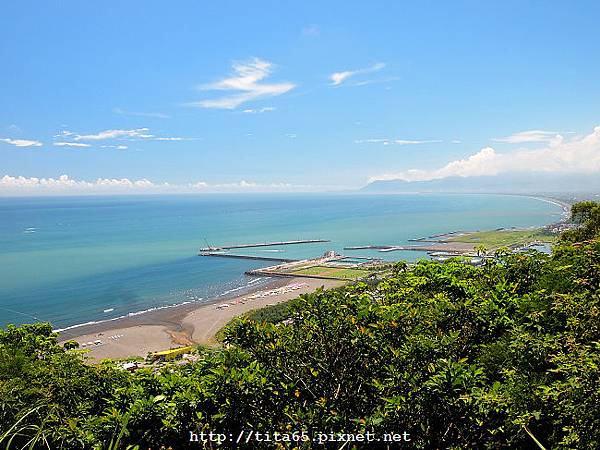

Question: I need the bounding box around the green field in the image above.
[290,265,372,279]
[446,228,556,248]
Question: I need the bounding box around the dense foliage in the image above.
[561,200,600,243]
[1,202,599,449]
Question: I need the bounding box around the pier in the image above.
[408,231,464,243]
[343,245,412,252]
[344,244,476,254]
[344,245,394,250]
[199,252,299,263]
[200,239,330,252]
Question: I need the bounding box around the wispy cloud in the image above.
[1,138,42,147]
[100,145,128,150]
[492,129,571,144]
[369,125,600,182]
[203,180,296,190]
[152,137,183,141]
[394,139,443,145]
[302,24,320,36]
[354,138,390,145]
[53,131,75,138]
[54,128,196,143]
[355,138,443,146]
[351,76,400,87]
[242,106,276,114]
[72,128,153,141]
[188,180,338,192]
[113,107,170,119]
[330,62,386,86]
[53,142,91,148]
[187,58,296,109]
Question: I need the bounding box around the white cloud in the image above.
[72,128,154,141]
[330,62,385,86]
[492,129,570,144]
[53,142,91,148]
[199,180,309,191]
[369,125,600,182]
[53,130,75,138]
[394,139,443,145]
[355,138,442,145]
[0,174,157,194]
[100,145,128,150]
[187,58,296,109]
[113,107,169,119]
[0,174,325,195]
[55,128,194,143]
[1,138,43,147]
[330,71,355,86]
[242,107,276,114]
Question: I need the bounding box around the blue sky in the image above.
[1,1,600,194]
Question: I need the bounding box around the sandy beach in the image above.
[62,277,344,361]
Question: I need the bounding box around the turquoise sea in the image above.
[0,194,564,329]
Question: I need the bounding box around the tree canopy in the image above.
[561,200,600,242]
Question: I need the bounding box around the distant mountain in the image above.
[362,173,600,194]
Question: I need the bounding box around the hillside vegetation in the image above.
[1,202,599,449]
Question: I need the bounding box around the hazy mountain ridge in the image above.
[363,173,600,194]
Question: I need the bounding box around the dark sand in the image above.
[60,277,345,361]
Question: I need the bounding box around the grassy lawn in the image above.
[290,266,372,279]
[446,228,556,248]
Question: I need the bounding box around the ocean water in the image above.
[0,194,564,329]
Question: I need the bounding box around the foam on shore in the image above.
[54,276,276,335]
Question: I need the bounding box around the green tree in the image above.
[561,200,600,243]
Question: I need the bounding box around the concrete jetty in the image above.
[200,239,329,252]
[199,252,298,263]
[343,245,411,252]
[344,244,475,253]
[344,245,393,250]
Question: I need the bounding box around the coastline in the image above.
[521,194,571,218]
[28,193,570,362]
[52,276,277,334]
[60,277,345,361]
